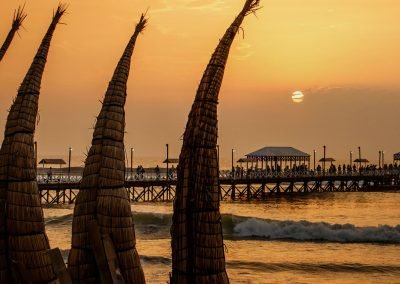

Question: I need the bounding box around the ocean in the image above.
[44,191,400,283]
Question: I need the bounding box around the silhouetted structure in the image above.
[354,158,369,166]
[68,14,147,284]
[0,6,27,61]
[319,157,335,164]
[246,146,310,169]
[170,1,260,283]
[0,4,66,283]
[38,159,66,165]
[393,152,400,163]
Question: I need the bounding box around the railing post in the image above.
[231,182,236,201]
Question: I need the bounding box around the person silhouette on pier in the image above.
[155,165,160,180]
[47,167,52,183]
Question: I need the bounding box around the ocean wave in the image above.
[227,261,400,274]
[48,249,400,275]
[233,218,400,243]
[44,212,400,244]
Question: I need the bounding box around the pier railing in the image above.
[36,169,400,204]
[219,169,400,179]
[36,169,400,184]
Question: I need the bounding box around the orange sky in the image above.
[1,0,400,166]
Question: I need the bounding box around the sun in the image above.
[292,91,304,103]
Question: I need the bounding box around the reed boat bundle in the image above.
[68,14,147,284]
[0,4,66,283]
[0,5,27,62]
[170,0,260,283]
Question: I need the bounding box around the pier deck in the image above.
[38,170,400,204]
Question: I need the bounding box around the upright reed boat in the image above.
[0,4,66,283]
[170,1,260,283]
[68,14,147,284]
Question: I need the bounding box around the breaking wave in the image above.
[232,218,400,243]
[44,212,400,244]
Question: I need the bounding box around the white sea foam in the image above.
[44,212,400,243]
[233,218,400,243]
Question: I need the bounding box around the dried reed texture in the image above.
[68,14,147,284]
[0,4,66,283]
[0,6,27,62]
[170,1,260,283]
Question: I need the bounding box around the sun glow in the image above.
[292,91,304,103]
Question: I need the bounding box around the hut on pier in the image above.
[319,157,335,164]
[68,14,147,284]
[0,5,66,283]
[38,158,66,170]
[319,157,335,162]
[0,6,27,62]
[393,153,400,164]
[245,146,310,170]
[237,157,256,170]
[38,158,67,166]
[170,1,260,283]
[163,158,179,164]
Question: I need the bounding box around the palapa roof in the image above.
[247,146,310,158]
[354,158,369,163]
[0,4,66,283]
[68,13,147,284]
[170,1,260,283]
[319,157,336,162]
[38,158,66,165]
[163,158,179,164]
[0,5,27,62]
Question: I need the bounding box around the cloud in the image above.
[305,85,400,102]
[151,0,228,14]
[236,42,252,50]
[233,42,254,60]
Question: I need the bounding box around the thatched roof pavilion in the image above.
[354,158,369,165]
[246,146,311,169]
[68,14,147,283]
[0,4,66,283]
[319,157,336,163]
[0,5,27,62]
[170,0,260,283]
[38,158,66,165]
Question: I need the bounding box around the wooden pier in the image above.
[38,170,400,204]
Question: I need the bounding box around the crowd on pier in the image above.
[227,163,400,178]
[36,162,400,183]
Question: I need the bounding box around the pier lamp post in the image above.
[382,151,385,167]
[231,148,235,178]
[313,149,316,172]
[379,151,382,168]
[358,146,362,169]
[130,147,134,180]
[323,145,326,174]
[350,151,353,166]
[68,146,72,181]
[166,144,169,181]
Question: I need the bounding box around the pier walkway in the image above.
[38,169,400,204]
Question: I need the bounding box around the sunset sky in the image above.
[1,0,400,166]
